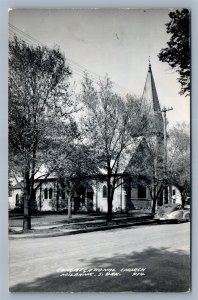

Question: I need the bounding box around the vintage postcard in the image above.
[8,8,190,292]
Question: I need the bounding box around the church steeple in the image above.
[148,56,151,72]
[142,59,164,135]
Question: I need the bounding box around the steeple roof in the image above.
[142,61,164,135]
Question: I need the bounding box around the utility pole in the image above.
[161,106,173,203]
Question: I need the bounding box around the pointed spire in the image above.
[142,61,164,135]
[148,56,151,72]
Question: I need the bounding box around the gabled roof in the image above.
[13,182,23,189]
[125,137,153,174]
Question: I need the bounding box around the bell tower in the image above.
[142,60,164,202]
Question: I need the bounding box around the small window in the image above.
[44,188,48,199]
[172,189,176,196]
[16,194,20,206]
[102,185,107,198]
[138,186,146,199]
[49,188,53,199]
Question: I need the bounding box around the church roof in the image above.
[124,62,165,177]
[13,182,22,189]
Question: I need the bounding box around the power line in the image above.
[9,23,130,94]
[9,26,111,90]
[9,25,130,95]
[9,23,131,96]
[9,26,105,88]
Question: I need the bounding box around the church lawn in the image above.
[9,210,153,233]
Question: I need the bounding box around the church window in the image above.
[15,194,20,206]
[49,188,53,199]
[138,186,146,199]
[44,188,48,199]
[102,185,107,198]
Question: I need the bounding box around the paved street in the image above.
[9,222,190,292]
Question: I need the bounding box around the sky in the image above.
[9,8,190,129]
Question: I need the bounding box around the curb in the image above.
[9,219,155,240]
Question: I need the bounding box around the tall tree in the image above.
[9,36,76,230]
[167,122,190,207]
[54,144,100,220]
[125,123,190,212]
[80,75,151,221]
[125,138,164,214]
[158,9,190,96]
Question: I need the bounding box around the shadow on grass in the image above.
[8,212,106,227]
[9,247,190,293]
[9,212,153,228]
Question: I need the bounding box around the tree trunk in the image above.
[152,183,157,214]
[23,192,31,230]
[181,190,186,208]
[107,166,112,222]
[152,197,157,214]
[56,182,59,212]
[23,171,31,230]
[39,185,42,211]
[151,183,163,214]
[107,197,113,222]
[68,194,72,220]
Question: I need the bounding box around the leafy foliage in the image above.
[167,122,190,205]
[125,136,164,213]
[158,9,190,96]
[80,75,152,220]
[9,36,75,229]
[53,143,101,218]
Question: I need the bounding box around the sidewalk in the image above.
[9,211,155,240]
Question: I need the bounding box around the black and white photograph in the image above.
[8,8,190,292]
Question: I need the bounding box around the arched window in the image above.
[49,188,53,199]
[15,194,20,206]
[44,188,48,199]
[102,185,107,198]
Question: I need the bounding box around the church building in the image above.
[9,63,182,212]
